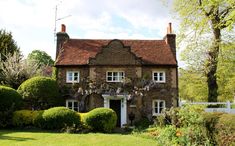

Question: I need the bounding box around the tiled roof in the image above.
[55,39,177,66]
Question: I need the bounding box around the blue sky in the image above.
[0,0,179,63]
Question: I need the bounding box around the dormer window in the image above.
[152,71,166,83]
[106,71,124,82]
[66,71,80,83]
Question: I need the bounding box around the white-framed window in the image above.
[152,100,165,116]
[106,71,125,82]
[152,71,166,83]
[66,71,80,83]
[66,99,79,111]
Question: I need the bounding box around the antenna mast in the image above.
[54,1,71,42]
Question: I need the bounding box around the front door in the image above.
[109,100,121,127]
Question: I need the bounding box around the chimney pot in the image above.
[168,22,172,34]
[61,24,66,32]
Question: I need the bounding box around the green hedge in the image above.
[0,85,23,111]
[215,114,235,146]
[17,76,63,110]
[85,108,117,132]
[38,107,81,130]
[12,110,43,127]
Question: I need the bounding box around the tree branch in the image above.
[198,0,214,17]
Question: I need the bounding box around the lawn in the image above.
[0,130,157,146]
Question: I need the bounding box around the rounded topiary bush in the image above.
[39,107,81,129]
[85,108,117,132]
[17,76,63,109]
[0,85,23,111]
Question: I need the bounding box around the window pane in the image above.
[107,76,112,81]
[113,72,118,77]
[159,76,163,81]
[113,76,118,81]
[107,72,112,76]
[68,102,72,108]
[155,108,158,114]
[154,76,158,81]
[159,101,164,108]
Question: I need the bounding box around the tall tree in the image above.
[0,29,20,61]
[27,50,54,67]
[173,0,235,102]
[0,52,39,89]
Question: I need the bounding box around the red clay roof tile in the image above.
[55,39,177,66]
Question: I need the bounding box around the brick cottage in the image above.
[54,23,178,127]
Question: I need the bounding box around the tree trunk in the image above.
[206,18,221,102]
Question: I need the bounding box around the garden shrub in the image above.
[0,86,23,127]
[202,112,224,145]
[215,114,235,146]
[177,105,205,127]
[17,76,63,110]
[12,110,42,127]
[85,108,117,132]
[134,117,152,129]
[0,85,23,111]
[39,107,81,130]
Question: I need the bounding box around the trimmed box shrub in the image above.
[38,107,81,130]
[12,110,42,127]
[0,86,23,127]
[17,76,63,110]
[0,85,23,111]
[85,108,117,132]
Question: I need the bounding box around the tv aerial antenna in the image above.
[54,1,71,42]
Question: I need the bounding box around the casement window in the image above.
[106,71,124,82]
[152,71,166,83]
[152,100,165,115]
[66,71,79,83]
[66,99,79,111]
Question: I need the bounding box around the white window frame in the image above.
[106,71,125,82]
[152,100,165,116]
[152,71,166,83]
[66,71,80,83]
[66,99,79,111]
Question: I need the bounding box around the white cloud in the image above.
[0,0,178,60]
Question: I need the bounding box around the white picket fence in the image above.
[179,101,235,114]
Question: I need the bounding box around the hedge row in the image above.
[12,107,117,133]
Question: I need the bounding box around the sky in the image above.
[0,0,180,64]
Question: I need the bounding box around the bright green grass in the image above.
[0,130,157,146]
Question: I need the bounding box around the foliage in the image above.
[51,67,58,80]
[27,50,54,67]
[0,85,23,111]
[173,0,235,102]
[179,68,208,101]
[37,107,81,130]
[203,112,224,145]
[85,108,117,132]
[17,76,63,110]
[0,29,19,62]
[177,105,205,127]
[0,105,15,128]
[215,114,235,146]
[12,110,42,127]
[134,117,152,130]
[179,42,235,101]
[0,52,40,89]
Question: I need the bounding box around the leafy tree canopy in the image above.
[27,50,54,67]
[0,29,20,61]
[172,0,235,102]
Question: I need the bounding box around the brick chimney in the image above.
[56,24,69,59]
[164,23,176,58]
